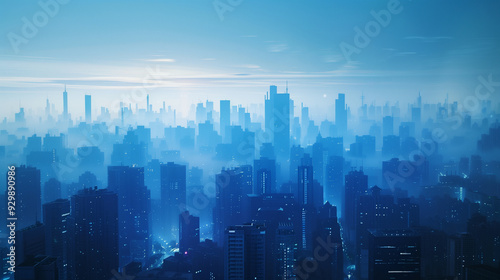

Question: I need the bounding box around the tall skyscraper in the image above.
[160,162,187,238]
[265,85,290,159]
[344,169,368,243]
[220,100,230,141]
[85,94,91,123]
[108,166,151,266]
[43,198,70,279]
[69,188,119,280]
[179,211,200,254]
[253,157,276,195]
[224,224,266,280]
[213,165,253,245]
[382,116,393,136]
[298,154,314,206]
[335,93,348,134]
[10,165,41,229]
[63,85,68,119]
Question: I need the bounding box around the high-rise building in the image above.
[63,85,68,119]
[43,198,70,279]
[85,94,91,123]
[344,169,368,243]
[213,165,253,245]
[16,255,59,280]
[179,211,200,254]
[220,100,230,141]
[254,157,276,195]
[382,116,393,136]
[298,154,314,206]
[108,166,151,266]
[265,85,290,159]
[10,165,41,229]
[224,224,266,280]
[69,188,119,280]
[160,162,186,238]
[335,93,348,134]
[16,222,45,265]
[325,155,345,212]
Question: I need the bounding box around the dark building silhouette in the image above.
[224,224,266,280]
[108,166,151,266]
[43,198,70,279]
[179,211,200,254]
[10,165,41,229]
[213,165,253,245]
[15,255,59,280]
[68,188,119,280]
[160,162,187,239]
[344,169,368,244]
[254,157,276,194]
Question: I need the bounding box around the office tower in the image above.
[43,178,61,203]
[260,143,276,160]
[108,166,151,266]
[290,145,304,184]
[213,165,253,245]
[301,104,309,140]
[69,188,119,280]
[179,211,200,254]
[368,229,421,280]
[43,198,70,279]
[298,154,314,206]
[85,94,91,123]
[254,157,276,194]
[238,106,246,129]
[10,165,41,229]
[382,116,393,136]
[15,255,59,280]
[16,222,45,265]
[335,93,348,134]
[325,155,345,211]
[265,85,290,159]
[312,137,324,187]
[63,85,68,119]
[224,224,266,280]
[470,155,482,176]
[275,223,295,280]
[412,107,421,124]
[313,203,344,280]
[160,162,187,237]
[382,135,400,157]
[196,102,207,124]
[220,100,230,141]
[344,169,368,243]
[458,157,470,175]
[350,135,376,157]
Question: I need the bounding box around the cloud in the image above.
[142,58,176,63]
[268,43,288,53]
[238,64,261,69]
[202,58,216,61]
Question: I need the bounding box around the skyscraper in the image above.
[160,162,187,238]
[265,85,290,159]
[63,85,68,119]
[43,198,70,279]
[335,93,348,134]
[108,166,151,266]
[344,169,368,243]
[213,165,253,245]
[179,211,200,254]
[220,100,230,141]
[254,157,276,195]
[224,224,266,280]
[85,94,91,123]
[69,188,119,280]
[10,165,41,229]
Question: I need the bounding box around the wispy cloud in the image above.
[142,58,176,63]
[404,36,453,43]
[267,43,288,53]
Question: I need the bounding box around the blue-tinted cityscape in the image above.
[1,1,500,280]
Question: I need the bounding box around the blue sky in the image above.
[1,0,499,119]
